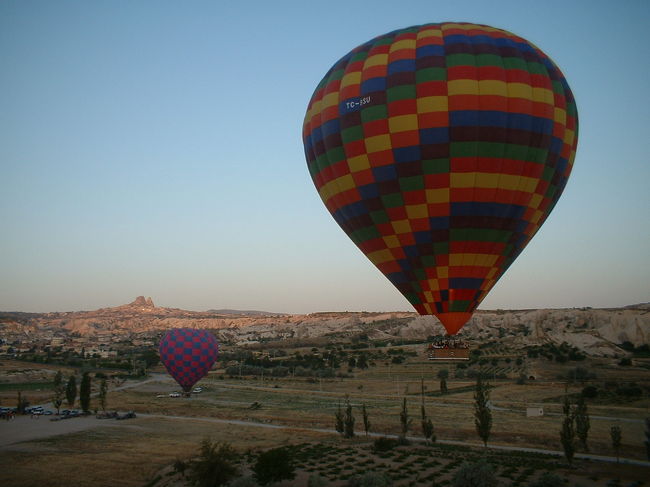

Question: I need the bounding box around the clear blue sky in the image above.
[1,0,648,313]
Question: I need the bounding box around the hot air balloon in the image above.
[303,23,578,335]
[159,328,219,394]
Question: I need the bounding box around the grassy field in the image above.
[1,350,649,486]
[1,414,648,487]
[100,357,649,461]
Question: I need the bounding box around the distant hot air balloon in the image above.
[303,23,578,335]
[159,328,219,393]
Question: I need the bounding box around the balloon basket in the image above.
[426,338,470,361]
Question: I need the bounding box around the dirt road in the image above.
[0,415,127,449]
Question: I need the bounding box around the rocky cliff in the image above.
[1,298,648,356]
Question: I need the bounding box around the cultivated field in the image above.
[1,345,649,486]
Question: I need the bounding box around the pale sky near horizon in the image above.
[1,0,649,314]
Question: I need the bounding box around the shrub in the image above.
[347,472,391,487]
[227,477,257,487]
[452,459,497,487]
[188,439,239,487]
[528,471,564,487]
[308,474,330,487]
[173,458,188,477]
[372,437,398,452]
[581,385,598,398]
[252,447,295,485]
[617,383,642,397]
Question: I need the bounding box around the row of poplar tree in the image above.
[50,371,109,414]
[333,376,492,447]
[334,375,650,464]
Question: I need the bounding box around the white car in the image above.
[192,387,203,393]
[169,392,181,398]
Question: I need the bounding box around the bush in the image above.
[452,459,497,487]
[252,447,295,485]
[372,436,398,452]
[173,459,188,477]
[188,439,239,487]
[567,366,595,382]
[528,471,564,487]
[226,477,258,487]
[617,383,642,397]
[582,385,598,398]
[308,474,330,487]
[346,472,391,487]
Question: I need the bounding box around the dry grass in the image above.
[97,366,649,461]
[0,417,332,487]
[1,354,648,486]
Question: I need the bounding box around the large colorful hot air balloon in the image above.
[159,328,219,393]
[303,23,578,335]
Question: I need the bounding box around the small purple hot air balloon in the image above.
[159,328,219,393]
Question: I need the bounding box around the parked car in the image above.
[169,392,181,398]
[96,411,118,419]
[192,387,203,393]
[116,411,136,420]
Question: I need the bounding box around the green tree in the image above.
[399,397,412,442]
[610,425,622,463]
[98,377,108,412]
[473,376,492,447]
[362,403,371,436]
[645,418,650,461]
[252,447,295,485]
[560,415,575,466]
[574,395,590,451]
[356,354,368,369]
[335,401,344,435]
[52,370,65,414]
[188,439,239,487]
[16,391,29,414]
[79,372,91,413]
[344,398,355,438]
[438,368,449,394]
[140,349,160,368]
[452,459,497,487]
[65,375,77,407]
[421,404,435,443]
[559,394,576,466]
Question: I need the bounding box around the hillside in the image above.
[0,297,648,356]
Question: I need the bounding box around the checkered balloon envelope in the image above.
[159,328,219,392]
[303,23,578,335]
